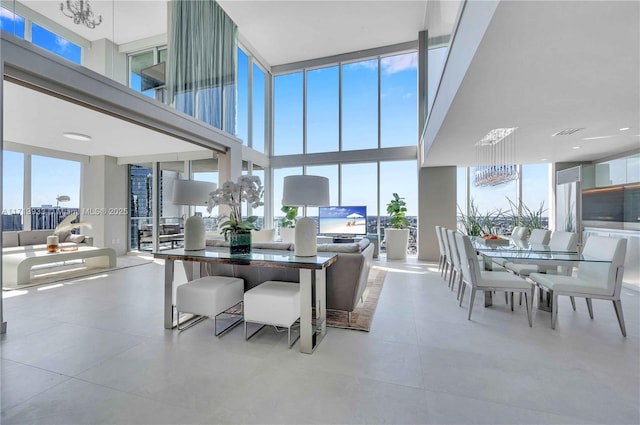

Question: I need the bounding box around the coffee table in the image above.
[2,246,117,285]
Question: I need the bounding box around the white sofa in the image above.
[2,230,94,253]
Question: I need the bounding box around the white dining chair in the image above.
[440,227,454,282]
[434,226,447,275]
[529,228,551,245]
[529,235,628,336]
[456,233,535,326]
[446,229,463,294]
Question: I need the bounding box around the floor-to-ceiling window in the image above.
[271,49,419,253]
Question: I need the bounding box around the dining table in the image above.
[472,239,612,310]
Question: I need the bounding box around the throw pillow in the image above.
[69,234,85,243]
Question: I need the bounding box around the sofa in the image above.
[187,238,375,316]
[2,229,94,253]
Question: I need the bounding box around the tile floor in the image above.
[1,258,639,424]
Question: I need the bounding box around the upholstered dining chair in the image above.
[435,226,447,275]
[446,229,463,294]
[456,233,535,326]
[529,236,628,336]
[529,228,551,245]
[440,227,454,282]
[492,226,529,269]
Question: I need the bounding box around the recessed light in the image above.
[63,132,92,142]
[572,146,581,150]
[541,158,548,161]
[620,127,630,131]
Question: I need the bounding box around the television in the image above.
[318,206,367,236]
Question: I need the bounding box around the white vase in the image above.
[384,228,409,260]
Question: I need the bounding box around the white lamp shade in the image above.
[172,180,216,206]
[282,175,329,207]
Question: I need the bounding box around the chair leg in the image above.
[348,311,352,326]
[504,292,509,305]
[586,298,594,319]
[459,284,466,307]
[467,288,477,320]
[449,268,455,288]
[510,292,514,312]
[570,296,576,311]
[456,275,463,300]
[519,292,523,306]
[441,256,447,277]
[524,292,532,327]
[551,292,559,329]
[612,300,627,337]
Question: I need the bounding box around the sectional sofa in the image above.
[2,229,94,253]
[186,238,375,319]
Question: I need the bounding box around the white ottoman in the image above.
[244,280,300,348]
[176,276,244,335]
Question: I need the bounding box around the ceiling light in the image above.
[572,146,581,150]
[619,127,630,131]
[541,158,548,161]
[583,135,614,140]
[60,0,102,29]
[63,132,92,141]
[476,127,518,146]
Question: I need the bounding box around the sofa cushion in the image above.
[3,231,19,247]
[68,234,85,243]
[317,238,370,253]
[56,231,71,242]
[18,230,51,246]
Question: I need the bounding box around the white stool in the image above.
[176,276,244,335]
[244,280,300,348]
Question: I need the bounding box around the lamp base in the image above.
[294,217,317,257]
[184,215,205,251]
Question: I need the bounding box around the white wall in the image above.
[84,38,128,85]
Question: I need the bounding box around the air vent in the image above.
[552,128,585,136]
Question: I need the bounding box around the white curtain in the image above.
[168,0,237,134]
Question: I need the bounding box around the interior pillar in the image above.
[418,166,457,261]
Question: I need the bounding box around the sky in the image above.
[1,8,549,222]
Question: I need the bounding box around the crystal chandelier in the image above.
[474,127,519,187]
[60,0,102,29]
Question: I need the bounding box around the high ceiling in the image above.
[422,0,640,167]
[9,1,638,166]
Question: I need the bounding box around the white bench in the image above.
[2,246,117,285]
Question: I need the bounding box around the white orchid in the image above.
[207,175,264,237]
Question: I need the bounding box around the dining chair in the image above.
[446,229,463,295]
[529,228,551,245]
[440,227,454,281]
[435,226,447,275]
[492,226,528,269]
[529,236,628,336]
[456,233,535,326]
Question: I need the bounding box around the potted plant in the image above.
[385,193,410,260]
[279,205,298,243]
[208,175,264,254]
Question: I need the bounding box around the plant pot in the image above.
[385,228,409,260]
[229,231,251,255]
[280,227,296,244]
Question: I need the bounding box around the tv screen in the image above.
[318,206,367,236]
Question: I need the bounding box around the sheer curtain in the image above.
[168,0,237,134]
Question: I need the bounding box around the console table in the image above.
[153,248,338,354]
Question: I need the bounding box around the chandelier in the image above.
[474,127,519,187]
[60,0,102,29]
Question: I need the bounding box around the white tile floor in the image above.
[1,258,639,424]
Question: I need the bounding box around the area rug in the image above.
[2,253,153,291]
[326,266,386,332]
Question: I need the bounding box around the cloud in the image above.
[381,54,417,75]
[344,59,377,72]
[55,36,71,51]
[0,8,19,20]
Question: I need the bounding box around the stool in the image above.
[244,280,300,348]
[176,276,244,335]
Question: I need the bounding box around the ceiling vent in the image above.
[552,128,585,136]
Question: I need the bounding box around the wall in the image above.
[80,155,128,255]
[418,166,457,261]
[84,38,127,86]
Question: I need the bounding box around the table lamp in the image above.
[282,175,329,257]
[172,180,216,251]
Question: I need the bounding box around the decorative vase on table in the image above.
[46,235,59,253]
[229,231,252,255]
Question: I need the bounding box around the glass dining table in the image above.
[472,238,612,310]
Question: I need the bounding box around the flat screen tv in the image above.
[318,206,367,236]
